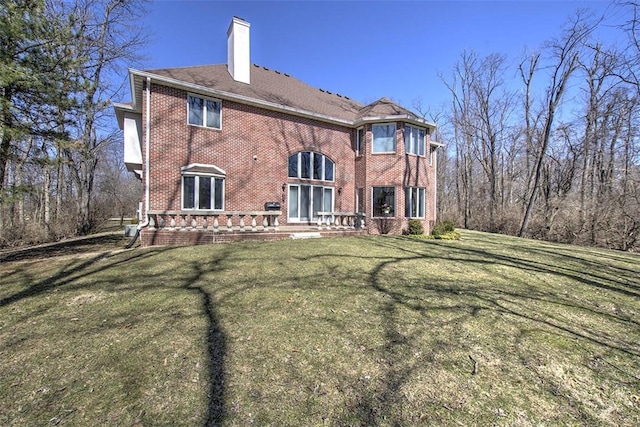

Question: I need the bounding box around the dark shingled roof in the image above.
[357,97,422,120]
[146,63,365,123]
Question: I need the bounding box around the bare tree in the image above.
[518,13,596,237]
[442,51,515,232]
[58,0,148,234]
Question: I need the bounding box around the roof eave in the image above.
[354,115,437,130]
[112,101,135,129]
[119,68,437,131]
[127,69,355,127]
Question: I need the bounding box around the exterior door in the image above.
[288,184,333,222]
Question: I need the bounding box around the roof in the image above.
[116,63,436,130]
[147,64,364,122]
[357,98,421,120]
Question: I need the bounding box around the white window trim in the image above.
[356,127,364,156]
[371,186,396,218]
[187,93,222,130]
[287,183,334,222]
[404,124,427,157]
[372,123,397,154]
[181,174,225,211]
[405,186,426,219]
[288,151,335,182]
[181,163,226,176]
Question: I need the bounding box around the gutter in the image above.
[137,76,151,230]
[126,69,355,127]
[354,115,437,130]
[122,69,444,135]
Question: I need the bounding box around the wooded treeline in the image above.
[2,1,639,252]
[0,0,144,246]
[436,3,640,251]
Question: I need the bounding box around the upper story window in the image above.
[288,151,334,182]
[356,127,364,156]
[372,123,396,153]
[188,94,221,129]
[404,125,426,156]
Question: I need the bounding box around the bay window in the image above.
[182,175,224,210]
[356,127,364,156]
[372,186,395,217]
[404,125,426,156]
[405,187,425,218]
[372,123,396,153]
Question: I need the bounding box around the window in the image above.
[356,187,364,213]
[372,186,395,217]
[288,152,334,181]
[182,175,224,210]
[356,127,364,156]
[372,123,396,153]
[405,187,425,218]
[288,184,333,221]
[404,125,426,156]
[188,94,221,129]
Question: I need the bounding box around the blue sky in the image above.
[136,1,621,113]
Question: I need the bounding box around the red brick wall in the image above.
[359,122,437,234]
[139,82,438,239]
[142,83,355,224]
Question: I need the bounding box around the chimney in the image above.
[227,17,250,84]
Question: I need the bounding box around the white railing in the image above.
[316,212,366,230]
[147,210,281,232]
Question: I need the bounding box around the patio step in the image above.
[289,232,322,240]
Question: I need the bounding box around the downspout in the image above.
[138,76,151,230]
[433,144,438,227]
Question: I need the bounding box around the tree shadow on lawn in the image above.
[5,235,638,426]
[376,236,640,350]
[1,244,230,427]
[299,235,640,425]
[0,232,129,263]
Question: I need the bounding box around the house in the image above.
[114,17,442,246]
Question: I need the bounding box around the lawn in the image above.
[1,230,639,426]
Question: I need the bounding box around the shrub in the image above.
[404,219,424,235]
[432,220,454,236]
[373,216,397,234]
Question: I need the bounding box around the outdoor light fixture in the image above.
[282,183,286,192]
[338,187,343,195]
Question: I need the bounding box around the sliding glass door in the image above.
[288,184,333,222]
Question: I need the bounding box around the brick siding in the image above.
[139,81,437,245]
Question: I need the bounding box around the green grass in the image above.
[1,230,639,426]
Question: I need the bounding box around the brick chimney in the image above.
[227,17,250,84]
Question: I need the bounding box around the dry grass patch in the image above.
[1,231,639,425]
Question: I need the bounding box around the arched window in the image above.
[287,152,335,222]
[288,151,334,182]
